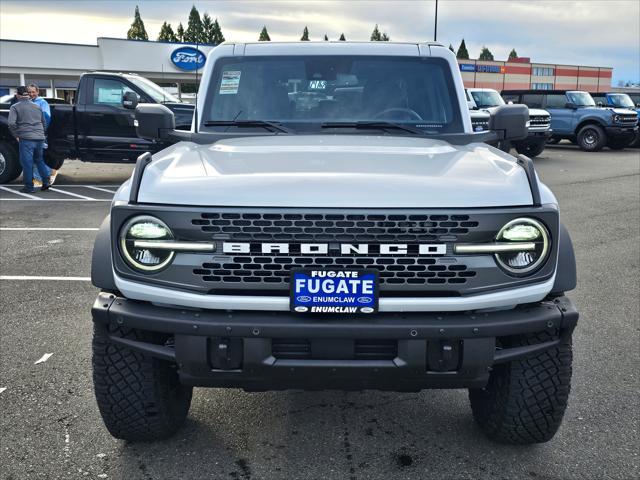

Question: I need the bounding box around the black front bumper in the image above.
[605,125,638,139]
[92,293,578,392]
[527,129,553,140]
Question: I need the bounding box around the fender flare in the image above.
[91,215,117,291]
[551,223,577,295]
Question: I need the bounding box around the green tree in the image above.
[508,48,518,60]
[259,26,271,41]
[202,13,214,43]
[381,32,390,41]
[456,39,469,59]
[370,24,382,41]
[449,44,455,53]
[127,5,148,41]
[184,5,204,43]
[176,22,185,42]
[339,33,346,41]
[211,19,225,44]
[479,46,494,61]
[301,26,310,41]
[324,34,329,41]
[157,22,177,42]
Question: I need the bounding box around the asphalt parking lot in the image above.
[1,144,639,480]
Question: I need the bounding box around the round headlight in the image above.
[495,218,550,275]
[613,114,620,123]
[119,215,174,272]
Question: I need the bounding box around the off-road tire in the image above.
[92,323,193,441]
[469,331,572,444]
[515,141,546,158]
[44,151,65,170]
[0,141,21,183]
[577,124,606,152]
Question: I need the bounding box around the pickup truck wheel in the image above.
[92,324,193,441]
[0,142,21,183]
[515,141,546,158]
[44,151,65,170]
[469,331,572,444]
[577,124,606,152]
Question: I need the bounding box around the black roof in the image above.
[501,89,583,95]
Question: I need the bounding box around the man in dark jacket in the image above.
[7,86,50,193]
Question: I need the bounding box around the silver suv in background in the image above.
[467,88,552,157]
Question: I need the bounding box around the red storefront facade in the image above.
[458,59,613,92]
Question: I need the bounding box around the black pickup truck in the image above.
[0,72,194,183]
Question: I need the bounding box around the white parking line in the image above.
[0,276,91,281]
[0,186,40,199]
[0,227,99,231]
[0,198,111,202]
[48,187,95,200]
[84,186,117,194]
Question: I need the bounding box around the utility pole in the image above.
[434,0,438,41]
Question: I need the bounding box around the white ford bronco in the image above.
[91,42,578,444]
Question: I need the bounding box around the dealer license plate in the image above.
[290,269,379,314]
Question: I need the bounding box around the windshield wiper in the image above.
[321,121,426,135]
[203,120,293,133]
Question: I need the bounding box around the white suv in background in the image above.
[467,88,552,158]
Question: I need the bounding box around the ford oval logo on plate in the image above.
[297,295,311,303]
[171,46,206,71]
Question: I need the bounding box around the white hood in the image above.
[135,135,534,208]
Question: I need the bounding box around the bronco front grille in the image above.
[617,114,638,125]
[529,115,551,128]
[194,255,477,287]
[192,213,480,243]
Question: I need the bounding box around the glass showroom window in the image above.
[533,67,554,76]
[532,83,553,90]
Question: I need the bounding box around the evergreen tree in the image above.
[127,5,148,41]
[202,13,214,43]
[176,23,185,42]
[479,46,494,61]
[370,24,382,41]
[259,26,271,41]
[324,34,329,41]
[456,39,469,59]
[508,48,518,60]
[381,32,390,41]
[301,26,310,41]
[157,22,177,42]
[211,19,225,44]
[449,44,455,53]
[339,33,346,41]
[185,5,204,43]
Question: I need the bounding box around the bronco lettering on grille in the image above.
[222,242,447,256]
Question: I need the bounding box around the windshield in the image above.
[205,56,463,134]
[470,90,505,108]
[126,76,180,103]
[567,91,595,107]
[607,94,635,108]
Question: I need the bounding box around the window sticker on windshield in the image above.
[308,80,327,90]
[219,71,241,95]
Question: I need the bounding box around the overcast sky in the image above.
[1,0,638,84]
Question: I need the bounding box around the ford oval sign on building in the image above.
[171,46,206,71]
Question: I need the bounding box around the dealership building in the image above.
[0,37,616,101]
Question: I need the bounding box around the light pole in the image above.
[434,0,439,41]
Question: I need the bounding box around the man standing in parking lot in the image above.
[28,83,55,186]
[7,86,50,193]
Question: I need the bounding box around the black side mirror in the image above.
[636,103,640,109]
[565,102,577,109]
[123,91,139,110]
[135,104,175,140]
[489,104,528,141]
[596,101,604,107]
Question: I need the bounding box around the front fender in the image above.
[551,223,577,295]
[91,215,116,291]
